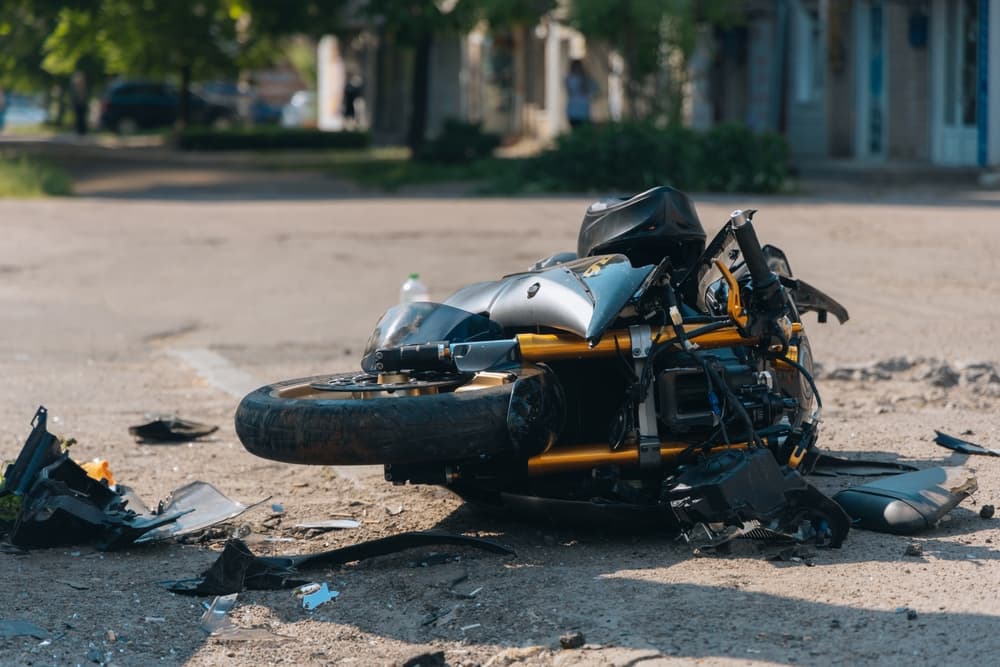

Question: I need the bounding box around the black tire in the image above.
[235,366,559,466]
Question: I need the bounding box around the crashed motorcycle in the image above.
[236,186,853,546]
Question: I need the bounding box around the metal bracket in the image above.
[628,325,660,469]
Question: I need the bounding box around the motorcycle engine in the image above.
[656,356,793,440]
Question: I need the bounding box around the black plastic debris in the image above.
[161,531,515,595]
[129,415,218,443]
[559,631,586,649]
[833,467,977,535]
[810,454,918,477]
[668,449,851,548]
[934,431,1000,457]
[981,504,995,519]
[0,406,251,550]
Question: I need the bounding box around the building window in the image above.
[793,0,824,103]
[944,0,979,127]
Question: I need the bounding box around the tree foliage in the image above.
[567,0,742,123]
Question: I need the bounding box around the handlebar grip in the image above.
[730,210,774,289]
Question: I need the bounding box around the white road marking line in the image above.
[167,347,259,398]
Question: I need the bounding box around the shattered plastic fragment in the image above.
[934,431,1000,457]
[199,593,289,642]
[133,482,253,543]
[199,594,239,635]
[0,406,253,550]
[297,582,339,610]
[80,460,115,487]
[834,467,977,534]
[129,415,218,443]
[161,531,515,595]
[294,519,360,531]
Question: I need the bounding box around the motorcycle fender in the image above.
[506,365,563,457]
[781,276,850,324]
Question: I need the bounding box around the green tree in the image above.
[367,0,555,153]
[568,0,741,124]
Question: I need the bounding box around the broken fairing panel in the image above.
[0,406,252,550]
[933,431,1000,457]
[833,467,977,534]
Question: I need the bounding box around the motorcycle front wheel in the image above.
[235,366,560,466]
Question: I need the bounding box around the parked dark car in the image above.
[99,81,234,133]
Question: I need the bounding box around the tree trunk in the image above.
[407,32,432,156]
[178,63,192,130]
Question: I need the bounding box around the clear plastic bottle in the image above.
[399,273,430,303]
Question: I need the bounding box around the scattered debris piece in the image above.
[560,631,586,649]
[133,481,254,544]
[934,431,1000,457]
[0,406,253,550]
[766,545,815,566]
[56,579,91,590]
[293,519,360,531]
[161,531,514,595]
[461,623,481,632]
[895,607,919,621]
[270,503,284,514]
[0,620,50,639]
[401,650,446,667]
[80,460,115,487]
[424,605,459,627]
[810,454,917,477]
[981,505,995,519]
[834,467,977,534]
[129,415,218,443]
[904,543,923,557]
[199,594,237,635]
[143,617,166,623]
[296,582,339,610]
[386,504,404,516]
[198,593,289,642]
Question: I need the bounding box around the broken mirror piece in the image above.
[161,531,514,595]
[833,467,977,534]
[129,415,218,443]
[934,431,1000,457]
[294,582,339,610]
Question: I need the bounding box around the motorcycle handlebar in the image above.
[730,209,774,290]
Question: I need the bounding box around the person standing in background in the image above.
[565,59,596,128]
[71,72,87,136]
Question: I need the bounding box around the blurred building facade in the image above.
[702,0,998,167]
[365,0,1000,168]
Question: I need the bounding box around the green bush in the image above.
[699,123,788,193]
[174,127,371,151]
[0,154,73,197]
[524,122,788,193]
[417,119,501,164]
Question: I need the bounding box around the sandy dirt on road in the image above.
[0,192,998,666]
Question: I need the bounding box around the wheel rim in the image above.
[274,371,515,401]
